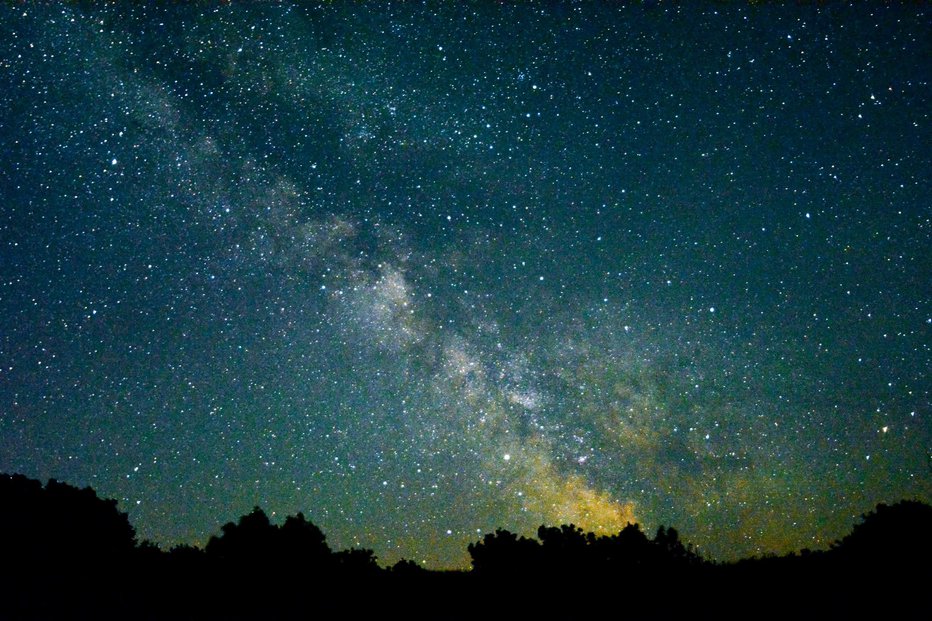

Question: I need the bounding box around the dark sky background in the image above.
[1,2,929,568]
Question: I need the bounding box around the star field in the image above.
[0,3,929,568]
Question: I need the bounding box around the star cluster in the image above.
[0,3,928,568]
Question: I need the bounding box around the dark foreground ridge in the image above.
[0,473,928,619]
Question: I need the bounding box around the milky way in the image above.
[1,3,928,567]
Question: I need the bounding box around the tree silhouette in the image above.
[467,520,707,577]
[2,471,928,616]
[593,522,654,569]
[654,525,701,566]
[280,511,331,565]
[537,523,589,570]
[467,528,542,575]
[204,505,336,579]
[0,473,136,569]
[167,543,206,564]
[831,499,932,565]
[334,547,381,576]
[205,506,277,565]
[390,559,427,575]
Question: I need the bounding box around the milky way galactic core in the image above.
[0,3,928,568]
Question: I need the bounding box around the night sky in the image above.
[1,3,929,569]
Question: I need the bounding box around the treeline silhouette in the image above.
[468,522,701,577]
[1,472,928,619]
